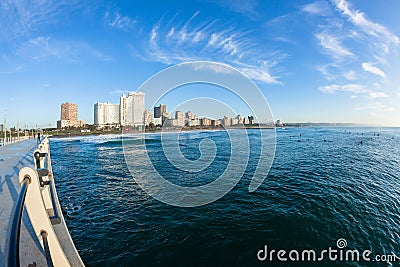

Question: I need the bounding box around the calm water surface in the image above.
[50,127,400,266]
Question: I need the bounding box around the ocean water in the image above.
[50,127,400,266]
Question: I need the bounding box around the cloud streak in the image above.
[0,0,81,44]
[361,62,385,78]
[301,1,332,16]
[105,9,137,30]
[319,83,388,99]
[310,0,399,112]
[140,12,282,84]
[316,31,354,58]
[16,36,112,62]
[333,0,400,47]
[318,83,366,94]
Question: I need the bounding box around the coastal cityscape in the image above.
[1,0,400,266]
[66,91,260,131]
[1,91,266,141]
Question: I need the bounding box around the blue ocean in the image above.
[50,127,400,266]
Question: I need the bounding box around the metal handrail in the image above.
[7,175,31,267]
[33,148,61,223]
[41,230,54,267]
[6,137,80,266]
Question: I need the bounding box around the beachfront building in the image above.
[57,102,85,128]
[153,117,162,126]
[154,104,168,126]
[186,111,193,119]
[120,92,145,127]
[94,102,120,126]
[163,118,177,127]
[175,111,185,127]
[236,114,244,124]
[200,118,211,127]
[211,120,219,127]
[222,116,231,127]
[248,116,256,125]
[187,115,200,127]
[231,117,239,125]
[154,104,167,118]
[144,110,154,126]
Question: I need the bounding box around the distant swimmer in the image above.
[360,140,363,145]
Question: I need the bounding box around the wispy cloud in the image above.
[318,83,366,94]
[209,0,259,17]
[191,62,236,74]
[319,83,388,99]
[105,9,137,30]
[361,62,385,78]
[109,89,129,95]
[367,91,388,99]
[139,12,283,84]
[333,0,400,47]
[316,31,354,59]
[301,1,332,16]
[0,1,111,65]
[16,36,112,62]
[310,0,399,108]
[0,0,81,44]
[343,70,356,80]
[355,102,394,113]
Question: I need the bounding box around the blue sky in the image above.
[1,0,400,128]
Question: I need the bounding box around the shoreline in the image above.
[48,124,396,139]
[49,126,274,139]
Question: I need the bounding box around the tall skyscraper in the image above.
[154,104,167,118]
[120,92,145,127]
[175,111,185,127]
[119,94,127,126]
[57,102,85,128]
[223,116,231,127]
[94,102,120,126]
[61,102,78,120]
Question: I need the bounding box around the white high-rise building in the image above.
[175,111,185,127]
[120,92,145,127]
[94,102,120,126]
[120,94,127,126]
[144,110,153,126]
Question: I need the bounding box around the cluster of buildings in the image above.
[161,112,256,128]
[93,92,258,129]
[93,92,145,129]
[57,91,259,129]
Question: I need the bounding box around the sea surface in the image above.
[50,127,400,266]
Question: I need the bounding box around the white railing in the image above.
[11,136,85,266]
[18,166,70,266]
[0,135,31,146]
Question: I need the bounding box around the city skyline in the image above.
[93,94,260,129]
[1,1,400,127]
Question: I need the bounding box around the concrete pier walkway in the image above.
[0,139,47,266]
